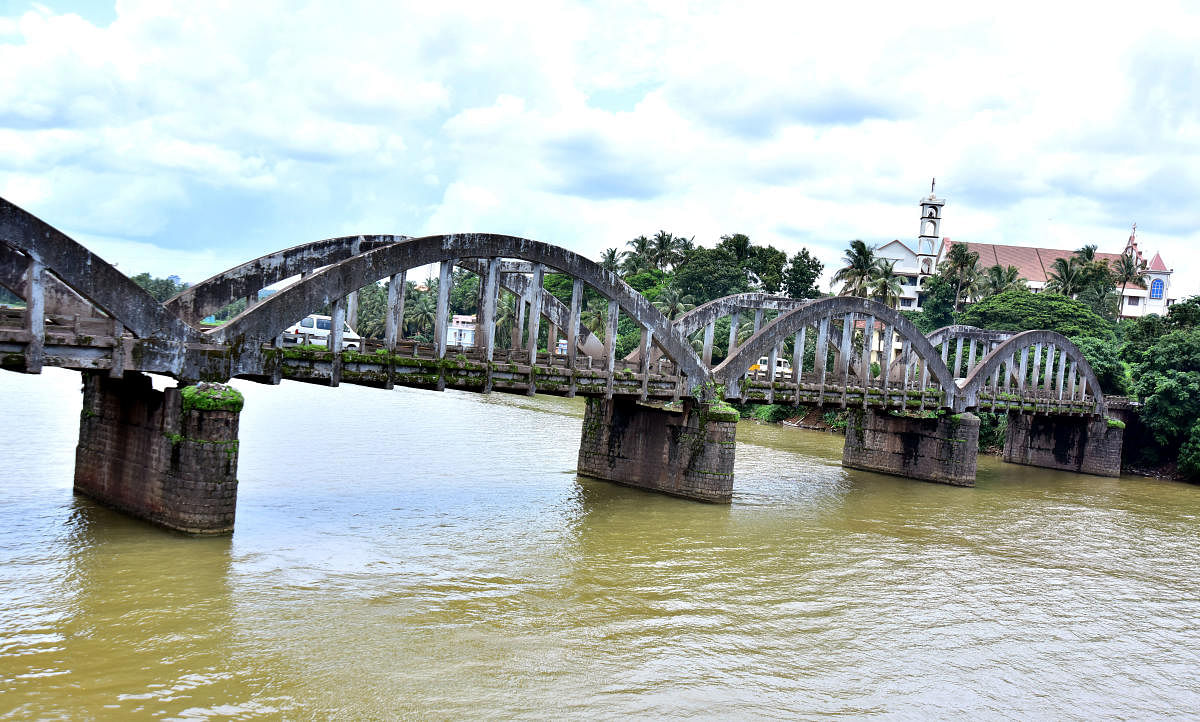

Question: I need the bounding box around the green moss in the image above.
[1106,418,1126,430]
[180,382,244,413]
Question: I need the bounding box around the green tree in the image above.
[979,264,1025,298]
[832,239,877,297]
[653,284,695,321]
[674,246,750,303]
[131,272,189,302]
[355,282,388,338]
[1072,336,1129,395]
[956,288,1115,340]
[599,248,620,273]
[746,244,788,293]
[717,233,752,264]
[1045,256,1085,296]
[869,259,903,308]
[405,293,436,337]
[939,242,980,311]
[1130,329,1200,449]
[621,235,654,276]
[904,275,956,333]
[783,249,823,299]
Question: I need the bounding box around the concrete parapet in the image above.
[74,372,240,534]
[1003,412,1123,477]
[842,409,980,486]
[577,397,736,502]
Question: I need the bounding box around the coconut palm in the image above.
[650,230,687,271]
[940,242,981,311]
[869,259,903,308]
[493,292,517,347]
[653,285,695,320]
[405,293,436,337]
[1045,257,1085,296]
[581,298,611,338]
[979,264,1026,298]
[622,235,654,276]
[832,240,877,298]
[599,248,621,273]
[1113,251,1147,308]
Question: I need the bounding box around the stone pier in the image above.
[1003,412,1123,477]
[74,372,242,534]
[842,409,980,486]
[577,397,737,502]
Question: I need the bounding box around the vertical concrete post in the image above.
[954,336,964,377]
[567,278,582,397]
[23,256,44,373]
[346,290,359,333]
[794,327,806,398]
[702,320,715,366]
[526,263,544,395]
[330,297,345,387]
[814,316,829,398]
[638,328,652,401]
[435,259,454,390]
[839,313,853,407]
[514,281,527,351]
[481,257,500,393]
[753,308,763,334]
[727,311,740,357]
[604,299,618,398]
[385,270,406,351]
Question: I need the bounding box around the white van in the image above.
[749,356,792,378]
[286,314,362,350]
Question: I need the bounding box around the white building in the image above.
[448,314,476,347]
[839,190,1176,317]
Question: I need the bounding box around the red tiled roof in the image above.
[1148,252,1169,272]
[946,242,1146,287]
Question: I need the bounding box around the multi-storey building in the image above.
[845,190,1176,317]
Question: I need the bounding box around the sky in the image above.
[1,0,1198,296]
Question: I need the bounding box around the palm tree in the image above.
[1045,257,1085,296]
[599,248,621,273]
[940,242,981,311]
[493,292,517,347]
[653,285,695,320]
[581,298,610,338]
[1076,244,1098,262]
[1113,251,1147,309]
[405,293,436,337]
[869,259,903,308]
[832,239,877,298]
[979,264,1026,298]
[622,235,653,276]
[650,230,686,271]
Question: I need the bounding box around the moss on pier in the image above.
[181,382,244,413]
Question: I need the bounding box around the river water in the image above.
[1,369,1199,719]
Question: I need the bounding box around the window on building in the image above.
[1128,296,1140,306]
[900,298,914,308]
[1151,279,1165,299]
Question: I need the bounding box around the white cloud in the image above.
[0,0,1196,301]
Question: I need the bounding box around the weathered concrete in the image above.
[577,397,737,502]
[842,409,980,486]
[1003,412,1123,477]
[74,372,240,533]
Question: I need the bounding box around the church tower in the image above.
[917,179,945,275]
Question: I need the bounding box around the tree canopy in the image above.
[956,288,1114,340]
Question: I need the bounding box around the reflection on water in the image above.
[2,369,1199,718]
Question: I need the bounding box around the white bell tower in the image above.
[917,178,945,275]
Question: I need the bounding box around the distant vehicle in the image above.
[285,314,362,350]
[749,356,792,378]
[556,339,569,355]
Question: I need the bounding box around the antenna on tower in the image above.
[931,177,936,194]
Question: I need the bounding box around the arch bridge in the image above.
[0,198,1125,534]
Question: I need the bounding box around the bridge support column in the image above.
[842,409,979,486]
[577,397,736,502]
[74,372,241,534]
[1003,412,1122,477]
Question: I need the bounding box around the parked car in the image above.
[749,356,793,378]
[285,314,362,350]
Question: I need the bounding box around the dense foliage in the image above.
[956,288,1114,340]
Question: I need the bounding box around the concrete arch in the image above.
[674,293,810,339]
[712,296,957,406]
[209,233,710,382]
[166,235,403,325]
[0,198,201,342]
[959,330,1107,416]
